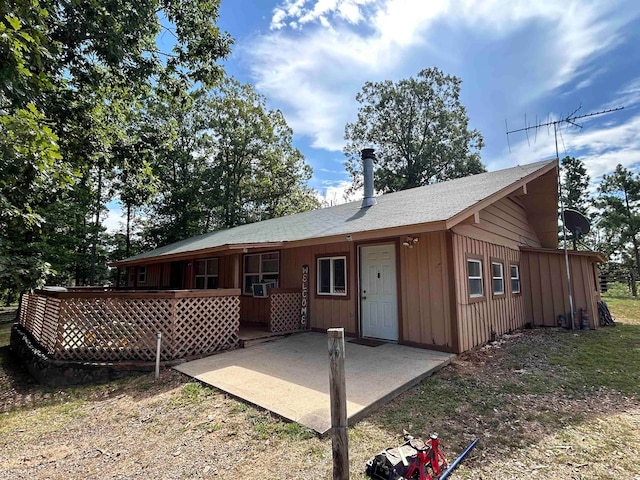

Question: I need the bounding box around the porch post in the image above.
[233,254,240,289]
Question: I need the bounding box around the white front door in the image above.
[360,244,398,341]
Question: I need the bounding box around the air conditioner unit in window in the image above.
[252,283,270,298]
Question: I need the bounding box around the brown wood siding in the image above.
[398,231,452,349]
[138,264,162,288]
[240,296,270,324]
[218,254,237,288]
[452,233,525,352]
[522,250,601,328]
[129,255,236,290]
[452,198,541,249]
[280,241,357,334]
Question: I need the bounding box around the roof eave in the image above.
[520,246,607,263]
[444,160,558,230]
[110,242,285,267]
[109,220,452,268]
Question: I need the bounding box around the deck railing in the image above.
[18,289,241,362]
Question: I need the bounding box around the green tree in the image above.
[559,156,593,249]
[560,156,590,213]
[203,80,319,229]
[344,67,485,193]
[0,4,72,298]
[111,119,159,258]
[141,86,210,246]
[143,80,320,246]
[597,164,640,295]
[1,0,232,290]
[0,106,68,296]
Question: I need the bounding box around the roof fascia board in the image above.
[520,246,606,263]
[445,161,558,230]
[110,243,284,268]
[111,222,449,267]
[226,242,284,250]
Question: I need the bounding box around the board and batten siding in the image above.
[452,197,542,250]
[451,233,525,353]
[240,296,270,325]
[521,249,601,328]
[128,263,167,288]
[399,231,452,350]
[280,241,357,334]
[127,254,237,290]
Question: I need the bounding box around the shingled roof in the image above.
[114,159,557,265]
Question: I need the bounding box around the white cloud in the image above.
[565,67,607,94]
[495,113,640,188]
[250,0,636,152]
[271,0,308,29]
[270,0,376,29]
[603,76,640,111]
[103,206,126,234]
[245,30,392,151]
[315,179,361,205]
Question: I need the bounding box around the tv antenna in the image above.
[505,105,624,330]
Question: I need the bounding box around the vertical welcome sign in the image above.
[301,264,309,329]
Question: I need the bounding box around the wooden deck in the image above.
[238,324,302,348]
[18,289,241,362]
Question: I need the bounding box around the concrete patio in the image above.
[174,332,454,434]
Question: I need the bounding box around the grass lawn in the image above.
[1,297,639,479]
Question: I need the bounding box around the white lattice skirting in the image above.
[19,291,240,362]
[270,292,303,333]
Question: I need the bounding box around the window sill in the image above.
[468,295,486,303]
[315,292,350,300]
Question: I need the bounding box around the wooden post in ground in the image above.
[328,327,349,480]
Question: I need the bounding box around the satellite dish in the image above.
[562,209,590,250]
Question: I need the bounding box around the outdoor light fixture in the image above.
[402,236,419,248]
[346,235,353,242]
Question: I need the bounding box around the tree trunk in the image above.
[624,190,639,296]
[89,165,103,286]
[631,236,640,297]
[126,203,132,258]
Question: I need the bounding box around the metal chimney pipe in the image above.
[360,148,377,208]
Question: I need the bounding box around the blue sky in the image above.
[107,0,640,229]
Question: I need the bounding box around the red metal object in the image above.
[402,433,449,480]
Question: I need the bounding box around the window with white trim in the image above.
[195,258,219,289]
[243,252,279,294]
[467,258,484,298]
[492,261,505,295]
[137,266,147,284]
[510,264,521,294]
[317,256,347,296]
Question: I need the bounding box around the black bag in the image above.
[365,443,417,480]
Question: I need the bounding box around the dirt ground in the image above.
[1,306,639,479]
